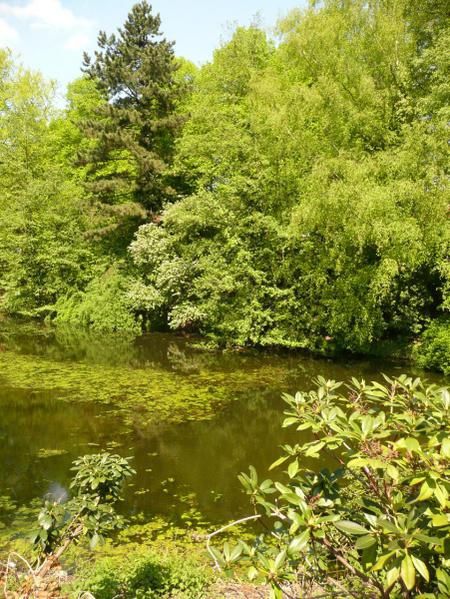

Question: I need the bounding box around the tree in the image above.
[81,1,182,212]
[129,1,449,360]
[0,56,55,193]
[0,57,95,318]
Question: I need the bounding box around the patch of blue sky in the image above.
[0,0,304,100]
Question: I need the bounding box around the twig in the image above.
[36,519,83,578]
[206,515,262,570]
[321,537,384,596]
[4,552,37,597]
[328,576,366,598]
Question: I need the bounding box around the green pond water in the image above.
[0,320,447,532]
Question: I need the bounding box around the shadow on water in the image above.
[0,320,447,526]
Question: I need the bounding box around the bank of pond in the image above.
[0,321,448,598]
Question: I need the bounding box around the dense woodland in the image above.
[0,0,448,370]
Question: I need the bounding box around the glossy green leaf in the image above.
[355,534,377,549]
[401,554,416,590]
[334,520,369,535]
[288,529,310,554]
[411,555,429,582]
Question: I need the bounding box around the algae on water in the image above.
[0,346,289,430]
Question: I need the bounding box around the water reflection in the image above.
[0,320,447,525]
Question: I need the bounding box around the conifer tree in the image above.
[81,1,181,211]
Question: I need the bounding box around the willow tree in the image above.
[129,0,449,355]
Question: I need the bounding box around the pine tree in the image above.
[81,1,181,212]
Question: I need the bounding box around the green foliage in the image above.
[0,55,98,318]
[81,0,183,210]
[70,453,135,502]
[33,453,134,558]
[48,76,105,182]
[54,268,140,334]
[414,320,450,374]
[0,1,448,369]
[129,1,449,360]
[75,550,209,599]
[215,376,450,597]
[0,179,95,318]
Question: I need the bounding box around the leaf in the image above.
[411,555,429,582]
[409,476,426,486]
[230,544,243,562]
[89,533,100,549]
[288,459,299,479]
[372,550,396,572]
[274,482,292,495]
[442,390,450,410]
[38,514,53,531]
[334,520,369,535]
[355,534,376,549]
[361,543,378,569]
[209,546,225,567]
[395,437,422,454]
[296,422,313,431]
[283,492,304,507]
[269,587,283,599]
[401,554,416,590]
[249,466,258,486]
[259,478,274,492]
[377,518,401,534]
[274,549,287,570]
[414,480,434,502]
[434,483,448,507]
[269,456,289,471]
[348,457,385,470]
[247,566,258,581]
[361,415,374,436]
[385,566,399,589]
[386,464,399,481]
[437,568,450,592]
[347,457,370,469]
[431,513,449,527]
[288,529,310,554]
[440,438,450,458]
[304,441,326,457]
[223,542,231,561]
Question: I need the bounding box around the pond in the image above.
[0,320,447,533]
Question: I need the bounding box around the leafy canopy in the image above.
[81,0,182,210]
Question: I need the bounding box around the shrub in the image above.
[414,320,450,374]
[76,551,210,599]
[210,376,450,598]
[33,453,135,569]
[54,268,141,334]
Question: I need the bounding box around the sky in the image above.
[0,0,303,98]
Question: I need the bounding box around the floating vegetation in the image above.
[0,346,290,430]
[36,448,68,459]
